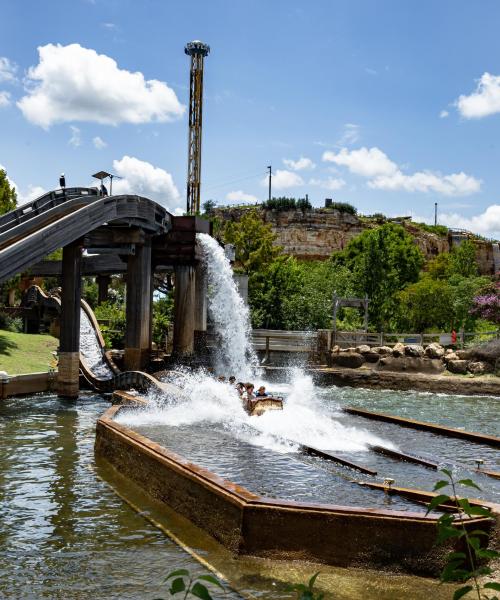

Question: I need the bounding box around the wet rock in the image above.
[425,343,445,359]
[447,359,468,374]
[392,342,405,357]
[331,352,365,369]
[356,344,371,354]
[405,344,425,358]
[468,361,490,375]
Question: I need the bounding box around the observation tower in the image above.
[184,40,210,215]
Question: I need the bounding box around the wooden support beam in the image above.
[173,265,196,355]
[124,238,152,370]
[84,226,146,246]
[58,240,82,398]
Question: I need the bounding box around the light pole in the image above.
[267,165,272,202]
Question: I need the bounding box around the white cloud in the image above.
[68,125,81,147]
[309,177,346,191]
[440,110,449,118]
[261,169,304,190]
[93,136,107,149]
[337,123,360,146]
[0,163,47,205]
[323,145,480,196]
[0,57,17,83]
[112,155,182,213]
[323,146,398,177]
[283,156,316,171]
[18,43,185,128]
[431,205,500,237]
[0,91,10,107]
[456,72,500,119]
[226,190,258,204]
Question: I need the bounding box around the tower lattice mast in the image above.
[184,40,210,215]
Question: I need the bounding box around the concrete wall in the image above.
[0,371,56,398]
[95,405,496,575]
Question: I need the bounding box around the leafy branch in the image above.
[426,469,499,600]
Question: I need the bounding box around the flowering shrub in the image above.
[471,291,500,324]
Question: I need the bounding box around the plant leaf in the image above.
[169,578,186,595]
[457,479,481,491]
[308,572,321,591]
[457,499,492,517]
[165,569,190,580]
[426,494,450,514]
[446,552,467,561]
[441,468,453,479]
[453,585,473,600]
[485,583,500,592]
[476,548,499,559]
[436,527,464,544]
[191,582,213,600]
[434,480,450,491]
[197,575,225,589]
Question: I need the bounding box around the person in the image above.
[228,376,236,385]
[217,375,226,382]
[451,329,457,345]
[100,182,108,196]
[241,383,256,411]
[59,173,66,189]
[236,382,245,395]
[255,385,269,398]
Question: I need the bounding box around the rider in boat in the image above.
[241,383,256,411]
[255,385,269,397]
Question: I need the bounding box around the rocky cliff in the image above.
[213,206,495,275]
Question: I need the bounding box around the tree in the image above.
[397,277,453,331]
[222,209,282,274]
[335,223,424,330]
[449,239,478,278]
[0,168,17,215]
[202,199,216,215]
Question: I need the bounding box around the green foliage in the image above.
[334,223,424,331]
[450,240,479,278]
[397,277,453,332]
[263,196,312,211]
[155,569,226,599]
[94,302,125,349]
[202,200,216,215]
[0,168,17,215]
[83,278,98,308]
[287,572,324,600]
[427,470,499,600]
[325,201,357,215]
[152,295,174,347]
[0,312,23,332]
[222,208,282,274]
[414,222,449,237]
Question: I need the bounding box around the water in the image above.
[79,309,113,380]
[197,233,258,379]
[0,392,457,600]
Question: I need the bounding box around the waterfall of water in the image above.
[196,233,259,379]
[79,309,113,379]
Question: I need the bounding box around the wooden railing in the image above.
[251,329,317,361]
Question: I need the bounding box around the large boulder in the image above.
[444,352,459,362]
[373,345,393,356]
[405,344,425,358]
[392,342,405,357]
[447,359,468,374]
[467,361,491,375]
[363,351,381,363]
[425,343,445,359]
[331,352,365,369]
[377,356,444,374]
[356,344,371,354]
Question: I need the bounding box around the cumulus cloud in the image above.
[18,43,185,128]
[112,155,181,212]
[323,146,398,177]
[323,146,480,196]
[261,169,304,190]
[282,156,316,171]
[440,110,449,118]
[309,177,346,191]
[429,205,500,237]
[93,136,107,149]
[0,57,17,83]
[226,190,258,204]
[0,91,10,107]
[456,72,500,119]
[68,126,81,147]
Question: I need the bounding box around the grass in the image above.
[0,330,58,374]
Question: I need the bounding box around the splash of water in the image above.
[196,232,259,379]
[79,309,113,379]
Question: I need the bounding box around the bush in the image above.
[94,302,125,349]
[0,312,23,332]
[326,201,357,215]
[414,222,449,236]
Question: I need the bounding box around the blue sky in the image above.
[2,0,500,234]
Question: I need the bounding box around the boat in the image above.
[246,396,284,416]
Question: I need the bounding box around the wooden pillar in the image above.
[58,240,82,398]
[124,240,152,371]
[194,262,207,332]
[97,275,111,305]
[173,265,196,356]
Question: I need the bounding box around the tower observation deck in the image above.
[184,40,210,215]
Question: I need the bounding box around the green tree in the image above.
[450,240,478,278]
[397,277,453,331]
[335,223,424,330]
[0,168,17,215]
[222,208,282,274]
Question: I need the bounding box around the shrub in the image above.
[326,201,357,215]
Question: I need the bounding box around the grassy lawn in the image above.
[0,330,59,374]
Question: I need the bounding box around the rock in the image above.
[447,359,468,374]
[456,350,469,359]
[405,344,425,358]
[330,345,340,354]
[377,356,444,374]
[468,361,490,375]
[356,344,371,354]
[445,348,454,355]
[363,351,380,363]
[374,346,393,356]
[425,343,445,359]
[332,352,365,369]
[392,342,405,357]
[444,352,459,362]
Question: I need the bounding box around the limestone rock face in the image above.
[392,342,405,357]
[425,343,445,359]
[447,359,468,374]
[405,344,425,358]
[331,352,365,369]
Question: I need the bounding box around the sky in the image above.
[2,0,500,235]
